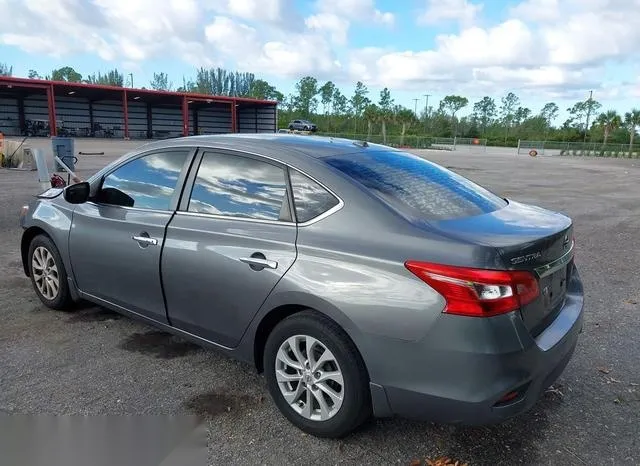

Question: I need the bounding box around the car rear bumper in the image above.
[366,265,585,424]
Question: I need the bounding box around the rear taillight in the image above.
[405,261,539,317]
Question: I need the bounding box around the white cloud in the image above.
[204,0,302,30]
[544,10,640,66]
[316,0,395,25]
[205,16,260,57]
[203,16,341,78]
[436,19,541,67]
[305,13,350,45]
[509,0,560,22]
[418,0,483,27]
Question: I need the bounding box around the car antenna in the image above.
[352,140,368,148]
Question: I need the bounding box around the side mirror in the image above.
[63,181,90,204]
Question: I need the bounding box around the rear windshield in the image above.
[325,150,507,221]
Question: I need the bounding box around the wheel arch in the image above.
[21,226,50,276]
[252,300,366,377]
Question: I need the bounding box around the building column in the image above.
[193,106,199,135]
[17,93,25,135]
[122,90,129,139]
[182,96,189,136]
[89,101,94,136]
[46,85,57,137]
[230,101,237,133]
[146,103,152,139]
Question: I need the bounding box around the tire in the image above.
[27,234,74,310]
[263,310,371,438]
[288,125,294,130]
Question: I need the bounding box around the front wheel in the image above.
[28,234,73,310]
[263,310,371,438]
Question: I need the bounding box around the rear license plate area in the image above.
[541,265,568,311]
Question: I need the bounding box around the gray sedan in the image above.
[19,134,584,438]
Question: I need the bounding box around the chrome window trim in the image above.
[84,201,173,215]
[175,210,297,227]
[535,242,575,278]
[297,199,344,227]
[184,146,345,227]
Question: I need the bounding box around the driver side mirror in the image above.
[64,181,90,204]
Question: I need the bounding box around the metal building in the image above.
[0,77,278,139]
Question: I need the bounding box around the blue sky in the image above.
[1,0,639,123]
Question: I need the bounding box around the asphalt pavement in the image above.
[1,139,638,465]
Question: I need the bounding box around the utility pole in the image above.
[413,98,419,115]
[583,90,593,143]
[129,73,134,88]
[423,94,431,134]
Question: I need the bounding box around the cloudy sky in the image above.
[1,0,639,121]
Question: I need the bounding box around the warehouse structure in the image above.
[0,77,278,139]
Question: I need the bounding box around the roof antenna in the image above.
[352,140,368,148]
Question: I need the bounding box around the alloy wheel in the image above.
[32,246,59,300]
[275,334,345,421]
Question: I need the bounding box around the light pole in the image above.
[129,73,134,88]
[423,94,431,134]
[583,90,593,143]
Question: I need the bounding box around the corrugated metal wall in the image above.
[55,96,91,136]
[128,101,148,139]
[238,105,276,133]
[92,100,124,138]
[151,105,183,138]
[0,97,20,135]
[195,104,232,134]
[24,94,49,122]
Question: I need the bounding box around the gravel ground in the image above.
[1,139,639,465]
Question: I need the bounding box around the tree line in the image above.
[1,62,638,147]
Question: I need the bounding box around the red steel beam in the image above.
[230,101,237,133]
[182,96,189,136]
[47,85,57,137]
[123,89,129,139]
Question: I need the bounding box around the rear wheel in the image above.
[28,234,73,310]
[263,310,371,438]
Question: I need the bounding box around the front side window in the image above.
[325,150,507,221]
[97,150,190,210]
[188,152,289,221]
[289,169,339,223]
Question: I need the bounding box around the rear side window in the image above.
[188,152,289,221]
[289,169,339,223]
[325,150,506,221]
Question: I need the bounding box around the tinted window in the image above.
[325,150,507,221]
[99,150,189,210]
[289,169,339,223]
[188,152,288,221]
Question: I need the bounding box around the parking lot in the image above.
[1,139,639,465]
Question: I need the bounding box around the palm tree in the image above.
[362,104,379,141]
[376,107,393,144]
[624,109,640,154]
[395,107,417,146]
[596,110,622,146]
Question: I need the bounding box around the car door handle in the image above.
[132,235,158,246]
[239,257,278,270]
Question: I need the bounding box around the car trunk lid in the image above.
[429,200,574,335]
